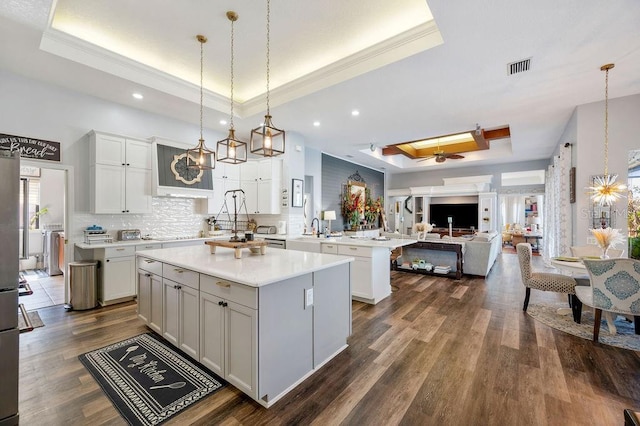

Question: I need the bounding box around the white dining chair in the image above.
[570,245,624,258]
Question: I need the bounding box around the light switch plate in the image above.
[305,288,313,308]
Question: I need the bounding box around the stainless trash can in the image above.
[68,261,98,310]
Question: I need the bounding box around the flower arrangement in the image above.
[590,227,624,258]
[342,189,363,228]
[364,188,383,225]
[413,222,435,233]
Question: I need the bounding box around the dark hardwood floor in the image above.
[19,253,640,425]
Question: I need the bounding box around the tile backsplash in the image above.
[73,197,210,242]
[72,197,305,244]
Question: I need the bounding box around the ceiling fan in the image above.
[418,139,465,163]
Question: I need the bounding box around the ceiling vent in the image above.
[507,58,531,75]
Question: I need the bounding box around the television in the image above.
[429,203,478,229]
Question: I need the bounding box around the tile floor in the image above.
[19,271,65,311]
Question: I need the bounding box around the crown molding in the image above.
[240,21,443,117]
[39,28,230,113]
[39,20,441,119]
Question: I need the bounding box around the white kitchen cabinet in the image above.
[200,274,258,398]
[337,245,390,303]
[321,243,338,254]
[209,163,242,214]
[96,246,136,305]
[240,159,282,214]
[89,131,152,214]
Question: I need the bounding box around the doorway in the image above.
[18,160,74,311]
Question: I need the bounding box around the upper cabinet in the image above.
[207,159,282,216]
[90,131,152,214]
[208,163,242,215]
[241,159,282,215]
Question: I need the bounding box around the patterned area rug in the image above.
[527,302,640,351]
[79,333,224,426]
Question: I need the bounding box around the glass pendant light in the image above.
[217,11,247,164]
[250,0,285,156]
[588,63,626,206]
[186,35,216,170]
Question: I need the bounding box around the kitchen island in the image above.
[135,245,353,408]
[286,236,417,304]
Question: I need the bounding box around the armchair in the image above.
[517,243,581,322]
[576,258,640,342]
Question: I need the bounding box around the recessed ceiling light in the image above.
[220,120,228,125]
[313,121,320,127]
[351,110,360,116]
[132,93,143,100]
[346,154,353,158]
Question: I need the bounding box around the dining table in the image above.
[550,256,619,334]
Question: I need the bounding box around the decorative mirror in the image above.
[342,171,367,229]
[348,181,366,218]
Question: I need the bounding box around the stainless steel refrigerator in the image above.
[0,150,20,425]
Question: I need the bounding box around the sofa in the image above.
[393,230,501,277]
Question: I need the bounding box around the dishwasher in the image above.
[264,238,286,249]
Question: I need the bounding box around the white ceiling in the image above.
[1,0,639,174]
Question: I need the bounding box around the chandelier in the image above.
[217,11,248,164]
[588,63,626,206]
[186,35,216,170]
[250,0,285,157]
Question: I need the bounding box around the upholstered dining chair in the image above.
[577,258,640,342]
[570,245,624,258]
[517,243,581,322]
[512,233,525,247]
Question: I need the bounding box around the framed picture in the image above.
[292,179,303,207]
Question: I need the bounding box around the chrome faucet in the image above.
[311,217,320,238]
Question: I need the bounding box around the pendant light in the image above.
[217,11,248,164]
[250,0,285,157]
[186,35,216,170]
[588,63,626,206]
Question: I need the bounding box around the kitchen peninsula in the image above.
[135,244,353,407]
[286,235,417,304]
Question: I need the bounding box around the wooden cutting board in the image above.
[205,240,267,259]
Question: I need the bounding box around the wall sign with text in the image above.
[0,133,61,162]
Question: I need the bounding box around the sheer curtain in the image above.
[543,144,572,264]
[500,195,525,228]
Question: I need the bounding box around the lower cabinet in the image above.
[162,264,200,359]
[102,255,136,303]
[337,245,390,303]
[75,245,137,305]
[200,290,258,398]
[137,270,163,334]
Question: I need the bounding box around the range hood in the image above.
[150,137,214,198]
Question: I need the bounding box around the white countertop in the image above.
[136,245,354,287]
[76,236,214,250]
[286,236,417,250]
